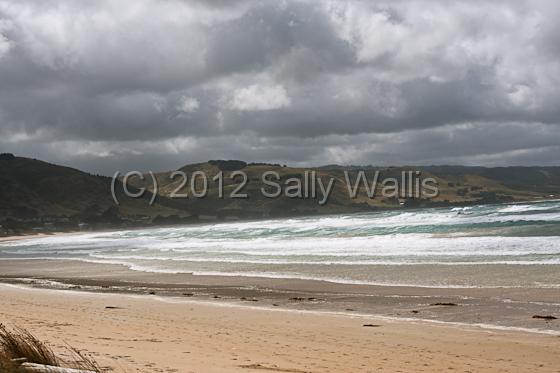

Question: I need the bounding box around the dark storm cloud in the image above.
[0,0,559,174]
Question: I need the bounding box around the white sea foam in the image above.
[1,201,559,287]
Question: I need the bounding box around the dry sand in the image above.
[1,283,559,373]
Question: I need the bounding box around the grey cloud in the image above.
[0,0,559,174]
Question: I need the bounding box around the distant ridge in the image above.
[1,154,559,234]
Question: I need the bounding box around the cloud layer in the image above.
[1,0,559,174]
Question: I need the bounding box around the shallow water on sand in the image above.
[2,200,560,287]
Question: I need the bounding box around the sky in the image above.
[1,0,559,175]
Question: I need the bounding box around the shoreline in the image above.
[1,282,559,372]
[0,232,70,242]
[1,259,559,334]
[0,231,90,243]
[3,281,559,337]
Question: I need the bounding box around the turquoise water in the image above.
[2,200,560,287]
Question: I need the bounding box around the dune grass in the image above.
[0,324,102,372]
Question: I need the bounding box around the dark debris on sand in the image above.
[532,315,557,320]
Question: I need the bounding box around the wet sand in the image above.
[0,259,559,333]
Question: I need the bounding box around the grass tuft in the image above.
[0,324,103,372]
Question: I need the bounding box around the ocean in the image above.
[2,200,560,288]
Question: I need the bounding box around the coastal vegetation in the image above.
[0,324,102,373]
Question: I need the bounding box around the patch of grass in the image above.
[0,324,103,372]
[0,324,58,367]
[66,345,103,372]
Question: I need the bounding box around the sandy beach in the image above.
[0,258,559,372]
[0,232,82,243]
[0,233,59,242]
[1,283,559,373]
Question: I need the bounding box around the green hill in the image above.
[0,154,184,230]
[1,154,559,234]
[128,160,560,219]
